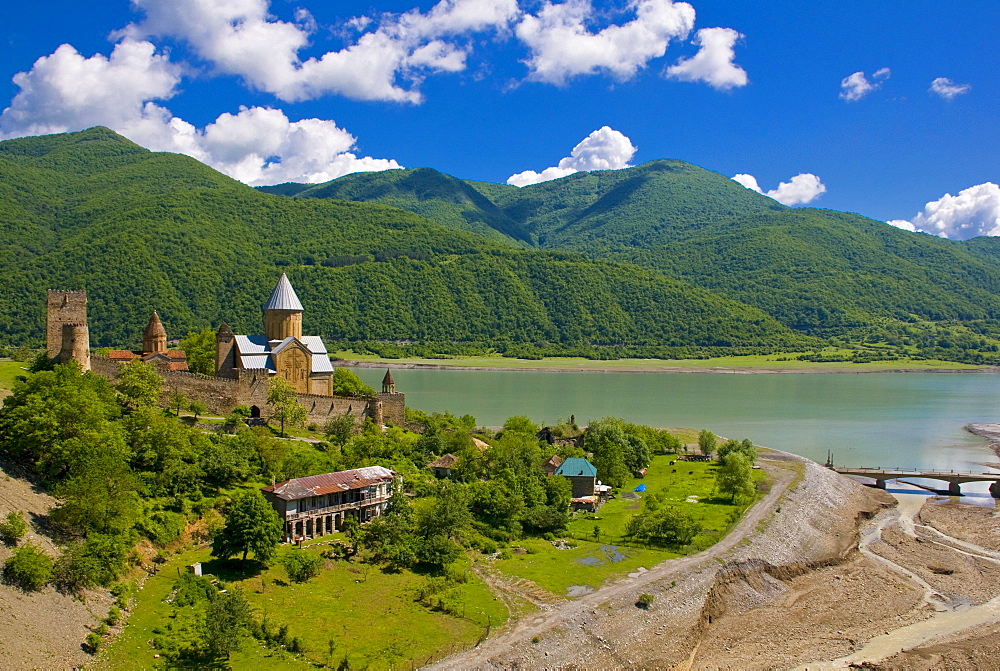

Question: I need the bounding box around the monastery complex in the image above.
[46,274,405,427]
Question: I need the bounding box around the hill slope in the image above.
[0,128,804,355]
[277,161,1000,338]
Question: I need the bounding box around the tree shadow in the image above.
[200,557,269,581]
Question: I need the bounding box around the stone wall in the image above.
[89,355,405,428]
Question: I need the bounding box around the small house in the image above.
[428,453,459,478]
[542,454,564,476]
[555,457,598,498]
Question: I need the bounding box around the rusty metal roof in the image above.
[262,466,395,501]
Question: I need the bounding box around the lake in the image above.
[355,368,1000,487]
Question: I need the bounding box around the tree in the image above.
[266,377,306,436]
[331,367,375,398]
[716,452,755,503]
[51,450,143,534]
[626,506,699,546]
[205,589,252,659]
[3,544,53,591]
[212,490,283,564]
[179,328,217,376]
[718,438,757,465]
[169,390,188,417]
[501,415,538,436]
[0,511,29,545]
[340,516,361,557]
[698,429,717,457]
[115,360,163,410]
[280,550,323,582]
[585,417,638,488]
[188,400,207,421]
[323,414,355,447]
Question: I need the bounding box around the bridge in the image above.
[833,467,1000,497]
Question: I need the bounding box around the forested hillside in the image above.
[276,161,1000,344]
[0,128,806,356]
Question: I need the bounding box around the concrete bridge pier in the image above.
[991,482,1000,499]
[875,479,887,489]
[949,481,963,496]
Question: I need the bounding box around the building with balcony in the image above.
[261,466,397,543]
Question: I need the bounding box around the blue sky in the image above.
[2,0,997,238]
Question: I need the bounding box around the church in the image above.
[214,273,335,396]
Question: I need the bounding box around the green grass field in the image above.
[489,456,762,596]
[329,350,985,372]
[97,545,507,670]
[0,359,28,390]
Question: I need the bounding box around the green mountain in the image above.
[259,168,532,245]
[273,161,1000,339]
[0,128,804,356]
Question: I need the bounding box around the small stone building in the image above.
[542,454,564,476]
[261,466,397,543]
[555,457,598,498]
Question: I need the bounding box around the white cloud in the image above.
[0,42,401,186]
[0,40,181,137]
[839,67,890,102]
[516,0,695,85]
[507,126,637,186]
[731,172,826,206]
[665,27,747,90]
[121,0,520,103]
[929,77,971,101]
[732,173,762,193]
[889,183,1000,240]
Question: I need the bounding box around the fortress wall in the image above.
[89,355,402,429]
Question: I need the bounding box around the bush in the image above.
[106,606,122,626]
[0,511,29,545]
[84,632,102,653]
[3,544,53,591]
[280,550,323,583]
[637,593,655,609]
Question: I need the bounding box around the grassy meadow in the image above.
[488,456,764,596]
[97,545,507,670]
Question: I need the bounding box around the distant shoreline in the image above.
[337,357,999,375]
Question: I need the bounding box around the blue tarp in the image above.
[634,483,647,492]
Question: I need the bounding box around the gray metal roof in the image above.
[262,273,303,312]
[233,334,331,374]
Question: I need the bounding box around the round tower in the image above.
[142,310,167,354]
[262,273,303,341]
[58,323,91,371]
[215,322,236,378]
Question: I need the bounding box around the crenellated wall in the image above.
[89,355,405,428]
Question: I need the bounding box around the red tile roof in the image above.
[107,350,138,360]
[262,466,395,501]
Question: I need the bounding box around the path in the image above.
[429,455,798,669]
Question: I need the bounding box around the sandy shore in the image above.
[967,424,1000,459]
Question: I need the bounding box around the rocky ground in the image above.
[431,450,1000,670]
[0,457,113,670]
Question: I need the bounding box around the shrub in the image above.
[3,544,53,591]
[84,632,102,653]
[0,511,29,545]
[637,593,655,609]
[106,606,122,626]
[280,550,323,583]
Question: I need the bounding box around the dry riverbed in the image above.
[431,453,1000,670]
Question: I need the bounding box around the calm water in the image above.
[357,368,1000,477]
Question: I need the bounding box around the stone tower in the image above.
[46,290,90,370]
[142,310,167,354]
[263,273,303,341]
[215,322,237,379]
[382,369,395,394]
